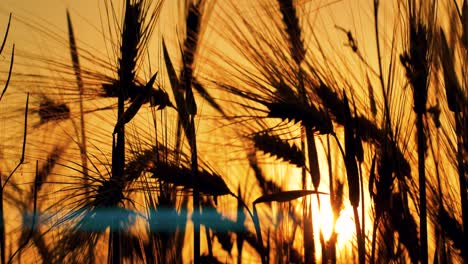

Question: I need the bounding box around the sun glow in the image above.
[316,198,357,245]
[317,199,335,240]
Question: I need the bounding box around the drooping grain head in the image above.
[38,96,70,124]
[148,160,232,198]
[252,132,305,168]
[315,83,412,180]
[266,100,332,135]
[248,152,283,194]
[201,199,235,254]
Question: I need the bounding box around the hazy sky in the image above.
[2,0,108,52]
[0,0,399,95]
[1,0,378,48]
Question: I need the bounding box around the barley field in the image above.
[0,0,466,263]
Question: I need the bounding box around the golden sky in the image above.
[1,1,461,262]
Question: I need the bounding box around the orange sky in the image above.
[0,1,463,263]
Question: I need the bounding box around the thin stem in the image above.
[252,205,267,264]
[0,45,14,102]
[353,206,365,264]
[3,92,28,189]
[0,187,3,264]
[7,160,39,264]
[190,115,200,264]
[206,228,213,257]
[1,94,28,264]
[373,0,393,136]
[417,112,428,264]
[326,135,337,264]
[370,214,379,264]
[455,112,468,261]
[360,164,365,235]
[303,129,316,264]
[0,13,11,56]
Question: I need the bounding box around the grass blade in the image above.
[0,13,11,56]
[253,190,326,204]
[0,45,14,102]
[113,72,158,133]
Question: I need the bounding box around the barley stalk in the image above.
[111,1,145,262]
[401,9,430,262]
[66,10,90,198]
[180,3,205,261]
[276,3,317,260]
[343,93,364,264]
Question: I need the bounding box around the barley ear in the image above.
[252,132,305,167]
[278,0,305,65]
[343,93,360,207]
